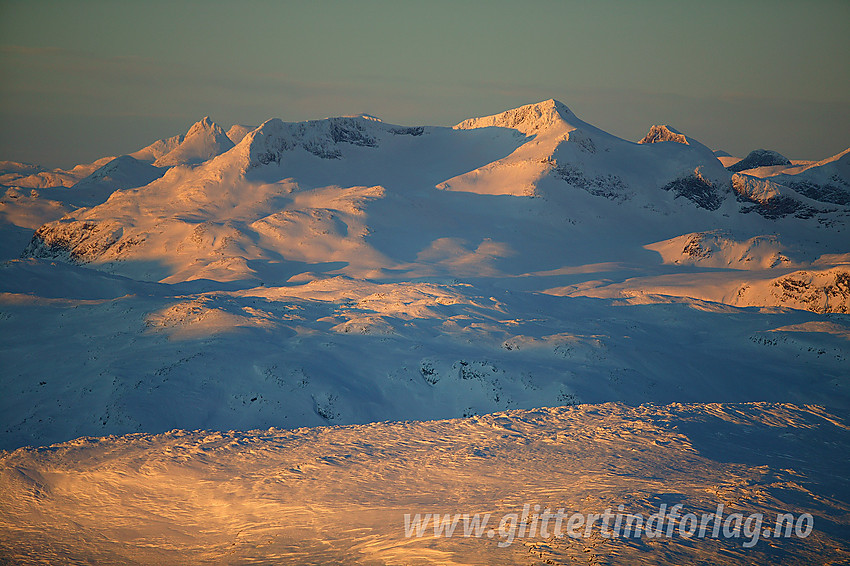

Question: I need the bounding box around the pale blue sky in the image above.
[1,0,847,168]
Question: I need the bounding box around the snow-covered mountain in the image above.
[767,148,850,205]
[727,148,792,173]
[127,116,235,167]
[1,99,848,451]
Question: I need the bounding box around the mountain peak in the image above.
[639,125,689,145]
[154,117,234,167]
[539,98,572,113]
[727,149,791,173]
[344,113,383,122]
[186,116,218,136]
[454,99,576,134]
[239,115,387,169]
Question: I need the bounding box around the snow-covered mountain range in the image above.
[1,100,848,450]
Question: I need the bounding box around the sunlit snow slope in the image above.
[1,403,848,565]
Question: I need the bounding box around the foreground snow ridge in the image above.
[1,402,848,564]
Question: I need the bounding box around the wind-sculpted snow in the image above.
[1,402,847,564]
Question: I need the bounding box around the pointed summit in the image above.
[186,116,216,136]
[639,125,689,145]
[454,99,578,135]
[637,124,719,164]
[154,117,235,167]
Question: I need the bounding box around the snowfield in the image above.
[1,100,848,563]
[1,403,847,565]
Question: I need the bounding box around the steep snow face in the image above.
[128,118,235,167]
[225,123,255,144]
[75,155,162,188]
[438,100,582,198]
[728,149,792,172]
[65,155,165,207]
[129,134,183,163]
[454,99,583,135]
[638,125,721,163]
[153,117,235,167]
